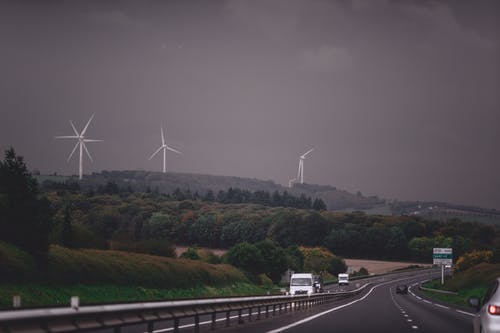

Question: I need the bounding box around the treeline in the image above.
[2,148,500,271]
[42,180,328,211]
[43,189,500,263]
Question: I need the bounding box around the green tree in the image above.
[61,202,73,248]
[312,198,327,211]
[285,245,304,272]
[255,240,288,283]
[0,148,52,263]
[408,237,435,261]
[226,242,263,274]
[189,214,219,247]
[145,212,177,240]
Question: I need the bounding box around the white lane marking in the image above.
[408,285,476,318]
[390,287,420,331]
[265,284,374,333]
[456,310,475,317]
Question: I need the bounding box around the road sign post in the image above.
[433,248,452,285]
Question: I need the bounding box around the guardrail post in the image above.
[173,318,179,333]
[225,311,230,327]
[272,304,276,316]
[265,305,269,318]
[238,309,243,324]
[211,312,216,330]
[257,306,261,320]
[12,295,21,308]
[194,314,200,333]
[248,307,252,322]
[147,321,154,333]
[279,304,282,314]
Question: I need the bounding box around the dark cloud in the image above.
[1,0,499,209]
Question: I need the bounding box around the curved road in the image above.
[214,271,474,333]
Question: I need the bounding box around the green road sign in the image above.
[433,248,453,265]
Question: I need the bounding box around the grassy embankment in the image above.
[0,242,268,309]
[422,263,500,307]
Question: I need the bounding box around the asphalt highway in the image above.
[212,271,474,333]
[84,269,474,333]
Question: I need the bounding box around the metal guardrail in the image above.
[0,284,370,333]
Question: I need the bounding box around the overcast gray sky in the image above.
[1,0,499,209]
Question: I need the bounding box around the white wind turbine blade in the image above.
[81,113,95,136]
[82,142,94,162]
[55,135,79,139]
[161,127,165,146]
[67,142,80,162]
[149,146,164,160]
[83,139,103,142]
[301,148,314,159]
[166,146,182,154]
[70,121,80,136]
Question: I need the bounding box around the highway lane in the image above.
[215,271,473,333]
[78,269,460,333]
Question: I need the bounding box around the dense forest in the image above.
[2,148,499,281]
[42,189,498,263]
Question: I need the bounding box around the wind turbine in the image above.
[149,126,182,173]
[288,177,297,188]
[55,113,102,180]
[297,148,314,184]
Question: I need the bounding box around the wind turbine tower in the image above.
[149,126,182,173]
[55,113,102,180]
[297,148,314,184]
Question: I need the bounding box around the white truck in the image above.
[289,273,314,295]
[338,273,349,286]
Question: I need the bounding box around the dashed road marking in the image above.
[408,285,475,318]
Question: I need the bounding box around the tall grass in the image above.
[0,283,267,309]
[422,263,500,307]
[0,241,37,282]
[0,243,262,309]
[46,245,247,288]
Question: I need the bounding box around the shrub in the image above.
[257,273,273,287]
[180,247,200,260]
[300,246,346,275]
[0,242,38,282]
[197,249,221,264]
[455,250,493,272]
[351,267,369,277]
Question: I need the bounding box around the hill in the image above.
[38,170,384,211]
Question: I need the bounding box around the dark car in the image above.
[396,285,408,294]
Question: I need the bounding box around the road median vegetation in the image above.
[422,262,500,308]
